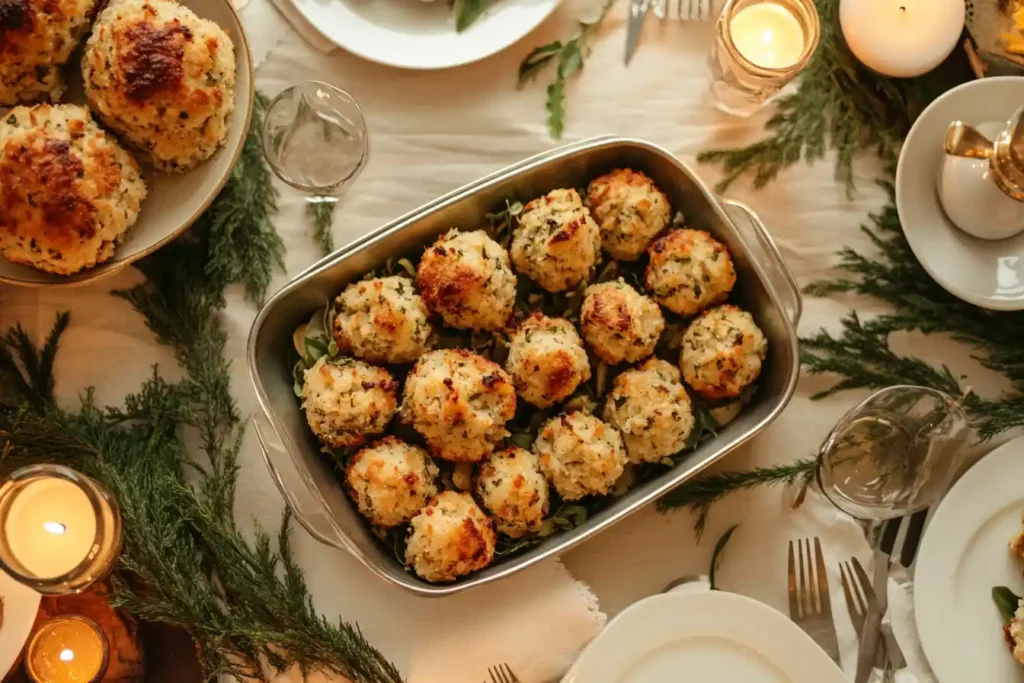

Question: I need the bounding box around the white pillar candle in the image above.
[729,3,806,69]
[4,478,97,579]
[839,0,965,78]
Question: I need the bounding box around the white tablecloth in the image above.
[0,1,1007,680]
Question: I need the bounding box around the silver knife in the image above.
[856,546,892,682]
[625,0,652,65]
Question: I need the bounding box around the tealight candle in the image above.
[839,0,966,78]
[26,616,109,683]
[708,0,820,116]
[729,3,805,69]
[0,465,121,594]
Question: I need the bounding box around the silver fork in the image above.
[840,558,907,670]
[487,663,520,683]
[788,538,841,665]
[653,0,713,21]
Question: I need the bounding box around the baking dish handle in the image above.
[720,198,802,326]
[252,413,355,554]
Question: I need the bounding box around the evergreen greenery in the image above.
[0,93,400,683]
[307,201,337,256]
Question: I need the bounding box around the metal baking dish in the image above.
[247,136,802,597]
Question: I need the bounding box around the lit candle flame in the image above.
[59,648,74,662]
[42,521,66,535]
[761,29,774,46]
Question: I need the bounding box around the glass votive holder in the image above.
[0,465,122,595]
[26,615,110,683]
[262,81,370,198]
[708,0,820,117]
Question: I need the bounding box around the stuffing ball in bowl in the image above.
[301,356,398,448]
[345,437,439,529]
[534,411,626,501]
[586,168,671,261]
[510,188,601,292]
[646,229,736,317]
[474,447,549,538]
[603,358,694,464]
[400,349,517,462]
[580,278,664,365]
[506,312,590,408]
[81,0,237,172]
[0,104,146,275]
[405,491,496,583]
[680,304,767,400]
[332,275,434,364]
[416,229,517,331]
[0,0,97,105]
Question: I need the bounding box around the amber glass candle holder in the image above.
[26,615,110,683]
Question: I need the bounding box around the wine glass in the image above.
[816,385,969,524]
[262,81,370,212]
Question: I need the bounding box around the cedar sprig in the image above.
[657,459,817,534]
[307,201,337,255]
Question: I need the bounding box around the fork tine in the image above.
[814,538,832,616]
[801,538,816,614]
[840,562,866,632]
[501,664,520,683]
[787,540,799,618]
[489,666,506,683]
[851,556,877,604]
[848,561,868,619]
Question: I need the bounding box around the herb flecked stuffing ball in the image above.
[474,447,549,538]
[586,168,671,261]
[332,275,434,364]
[645,229,737,317]
[505,312,591,408]
[0,0,98,106]
[680,305,767,400]
[0,104,146,275]
[345,437,438,529]
[510,188,602,293]
[301,356,397,449]
[603,358,694,464]
[580,278,665,365]
[534,411,626,501]
[81,0,237,172]
[400,349,517,462]
[416,229,517,331]
[405,491,496,583]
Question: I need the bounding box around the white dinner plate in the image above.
[290,0,560,70]
[915,434,1024,682]
[0,0,255,287]
[562,590,847,683]
[0,568,41,676]
[896,77,1024,311]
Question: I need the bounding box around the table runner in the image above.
[0,1,1008,679]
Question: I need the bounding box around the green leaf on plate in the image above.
[993,586,1021,626]
[454,0,493,32]
[304,336,329,364]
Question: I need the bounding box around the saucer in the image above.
[896,76,1024,310]
[0,568,40,676]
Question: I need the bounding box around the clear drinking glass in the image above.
[262,81,369,199]
[708,0,820,116]
[816,385,969,523]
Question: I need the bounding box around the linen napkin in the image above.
[265,0,338,53]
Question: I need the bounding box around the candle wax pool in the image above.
[4,478,96,579]
[729,3,805,69]
[28,618,106,683]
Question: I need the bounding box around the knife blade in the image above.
[855,544,892,683]
[625,0,652,65]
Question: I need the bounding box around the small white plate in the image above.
[562,590,847,683]
[290,0,560,70]
[0,0,255,287]
[0,569,40,676]
[896,76,1024,311]
[915,434,1024,682]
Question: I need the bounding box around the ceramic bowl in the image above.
[0,0,255,288]
[896,76,1024,311]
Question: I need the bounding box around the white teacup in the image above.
[938,121,1024,241]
